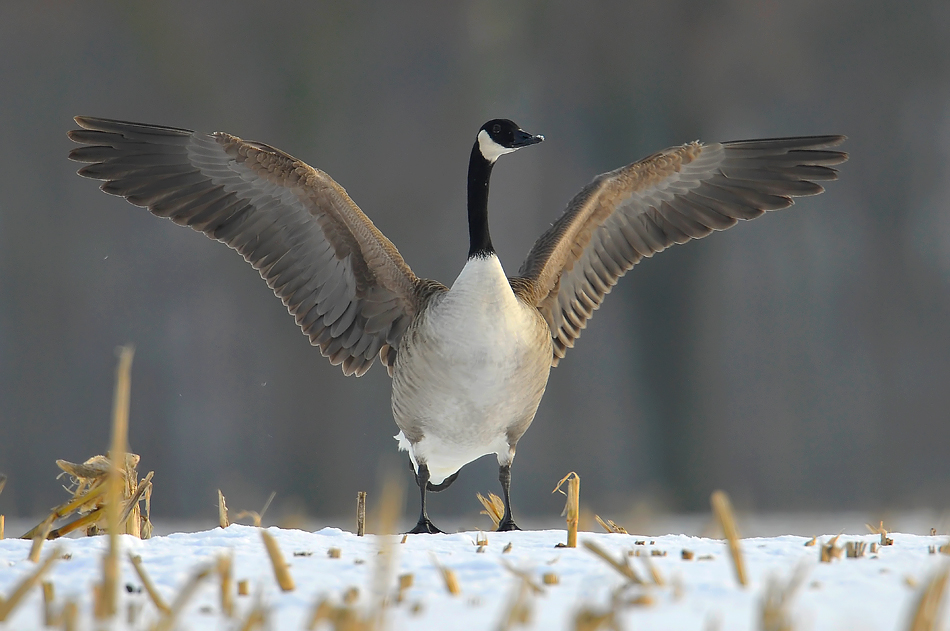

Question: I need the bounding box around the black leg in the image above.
[408,463,443,534]
[496,463,521,531]
[426,470,459,492]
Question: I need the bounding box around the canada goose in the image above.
[68,116,846,533]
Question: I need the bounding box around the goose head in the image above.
[476,119,544,164]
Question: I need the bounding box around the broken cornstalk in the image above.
[553,472,580,548]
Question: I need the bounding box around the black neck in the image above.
[467,144,495,259]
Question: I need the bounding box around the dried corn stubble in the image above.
[61,600,78,631]
[866,520,884,534]
[304,524,402,631]
[595,515,628,534]
[357,491,367,536]
[574,581,654,630]
[867,520,894,546]
[441,568,461,596]
[367,474,403,628]
[28,517,53,562]
[906,562,950,631]
[499,561,549,630]
[477,492,505,530]
[0,546,62,622]
[22,453,152,541]
[574,607,616,631]
[641,553,665,586]
[151,563,213,631]
[430,554,461,596]
[128,554,170,615]
[498,566,542,631]
[113,470,152,540]
[236,510,263,527]
[710,490,747,587]
[218,490,230,528]
[96,344,134,621]
[306,599,332,630]
[237,589,268,631]
[624,593,654,606]
[553,472,580,548]
[305,562,391,631]
[41,581,56,626]
[396,574,414,603]
[820,535,844,563]
[261,530,295,592]
[239,608,267,631]
[306,598,373,631]
[218,553,234,617]
[501,561,545,596]
[234,491,277,529]
[582,540,644,584]
[140,477,153,539]
[846,541,867,559]
[760,562,808,631]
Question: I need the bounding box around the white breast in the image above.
[391,255,552,484]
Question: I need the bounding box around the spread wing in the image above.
[510,136,847,364]
[69,116,446,376]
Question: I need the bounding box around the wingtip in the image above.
[66,129,89,144]
[824,135,848,156]
[820,134,848,146]
[68,116,196,137]
[69,116,94,141]
[72,115,108,130]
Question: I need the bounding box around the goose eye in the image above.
[492,124,501,134]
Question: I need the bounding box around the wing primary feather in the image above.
[723,135,846,152]
[684,189,763,221]
[718,165,838,183]
[667,194,738,231]
[657,201,715,239]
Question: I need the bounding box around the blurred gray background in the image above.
[2,1,949,526]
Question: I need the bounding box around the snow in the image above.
[0,525,947,630]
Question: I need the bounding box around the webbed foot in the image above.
[497,517,521,532]
[408,517,444,534]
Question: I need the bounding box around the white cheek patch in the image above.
[477,129,516,163]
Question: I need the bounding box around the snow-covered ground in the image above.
[1,524,948,630]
